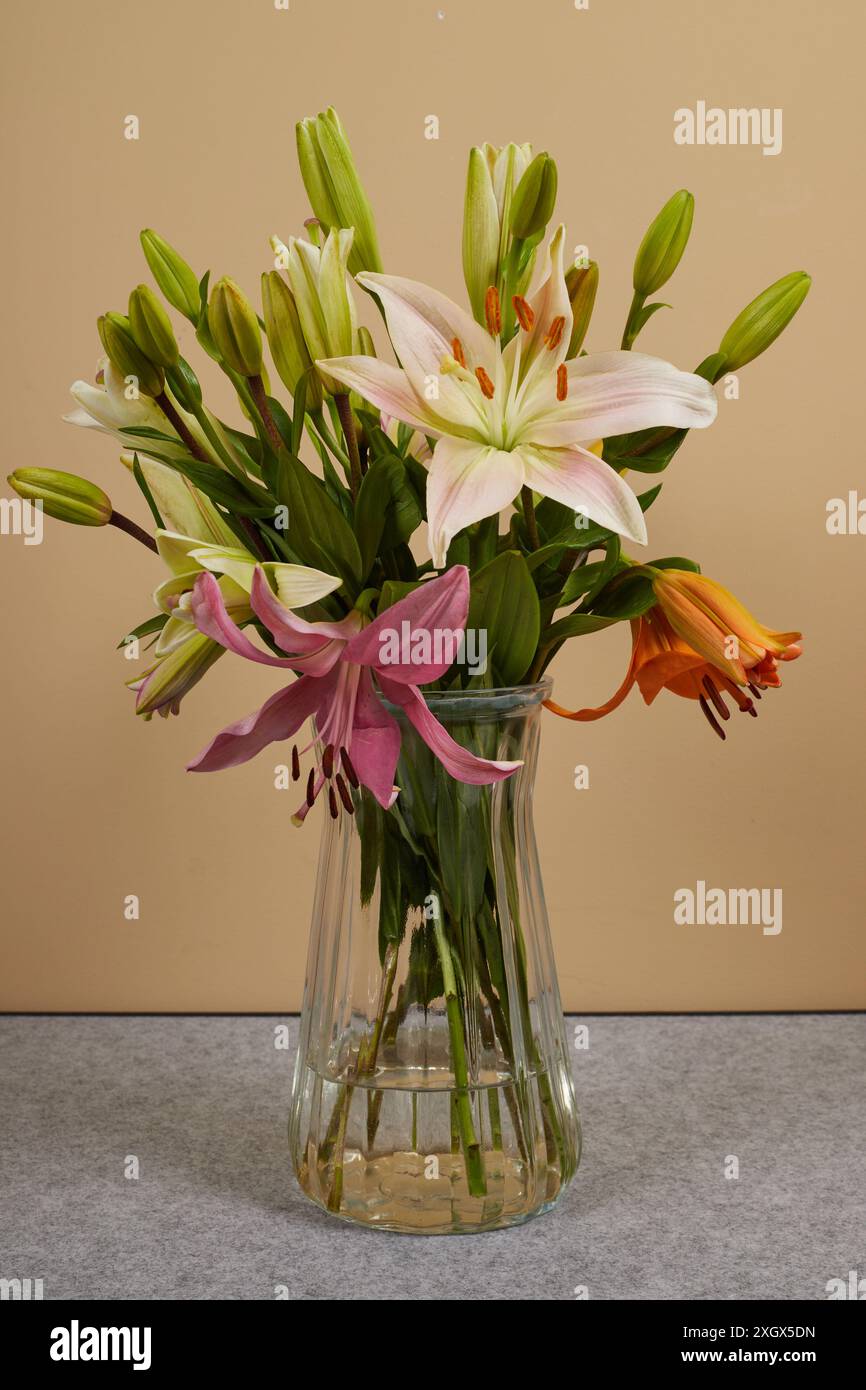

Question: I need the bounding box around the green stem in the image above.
[248,374,285,454]
[621,289,645,351]
[431,900,486,1197]
[521,485,540,551]
[108,511,157,553]
[335,393,362,500]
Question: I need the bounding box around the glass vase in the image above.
[288,682,580,1234]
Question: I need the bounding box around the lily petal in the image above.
[189,571,297,668]
[346,669,401,808]
[344,566,470,683]
[249,567,359,655]
[379,677,521,785]
[526,351,717,445]
[316,355,445,436]
[187,672,330,772]
[426,438,525,569]
[521,444,648,545]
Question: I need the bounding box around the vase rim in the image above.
[411,678,552,716]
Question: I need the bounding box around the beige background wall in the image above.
[1,0,863,1011]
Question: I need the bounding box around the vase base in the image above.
[295,1146,567,1235]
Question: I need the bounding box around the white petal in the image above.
[321,355,452,437]
[528,351,717,445]
[357,272,497,434]
[262,562,343,608]
[521,444,648,545]
[426,438,525,568]
[519,224,574,377]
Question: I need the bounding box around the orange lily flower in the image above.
[546,572,801,740]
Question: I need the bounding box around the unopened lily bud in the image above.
[356,326,376,357]
[462,146,501,323]
[509,152,558,240]
[296,108,383,275]
[8,468,112,526]
[129,284,179,368]
[565,260,599,357]
[165,358,203,412]
[261,271,323,410]
[718,271,811,371]
[285,229,358,395]
[633,190,694,296]
[207,277,263,377]
[140,229,201,322]
[98,312,164,398]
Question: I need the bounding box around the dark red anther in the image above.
[335,774,355,815]
[699,695,727,741]
[328,786,339,819]
[305,767,316,806]
[291,745,300,782]
[340,746,359,788]
[322,744,334,779]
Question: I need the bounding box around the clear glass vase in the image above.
[288,681,580,1234]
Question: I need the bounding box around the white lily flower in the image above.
[320,226,718,567]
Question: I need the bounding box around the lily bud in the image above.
[130,631,225,719]
[140,229,201,322]
[296,108,383,275]
[207,277,263,378]
[565,260,599,357]
[8,468,112,526]
[462,146,501,323]
[261,271,323,410]
[98,312,164,398]
[633,190,694,296]
[284,229,358,395]
[128,284,179,369]
[509,152,558,240]
[718,271,811,371]
[356,326,376,357]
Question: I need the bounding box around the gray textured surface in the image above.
[0,1014,863,1301]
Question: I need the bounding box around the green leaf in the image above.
[543,612,619,643]
[354,455,422,575]
[275,449,363,593]
[650,555,701,573]
[378,579,420,613]
[132,455,164,529]
[117,614,168,648]
[467,550,540,686]
[591,570,656,619]
[145,454,274,517]
[631,300,671,334]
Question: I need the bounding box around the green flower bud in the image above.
[207,277,263,377]
[718,271,811,371]
[509,152,558,240]
[285,229,358,396]
[632,190,694,296]
[261,271,323,411]
[165,358,203,412]
[140,229,201,322]
[462,145,501,323]
[565,260,599,358]
[128,284,179,368]
[356,326,376,357]
[98,312,165,398]
[8,468,112,526]
[296,108,383,276]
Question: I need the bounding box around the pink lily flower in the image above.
[186,564,519,821]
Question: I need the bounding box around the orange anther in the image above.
[556,363,568,401]
[545,315,566,351]
[475,367,495,399]
[484,286,502,336]
[451,337,466,368]
[512,296,535,332]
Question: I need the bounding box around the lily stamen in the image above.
[335,773,355,814]
[701,675,730,721]
[450,337,466,368]
[327,785,339,819]
[322,743,334,779]
[484,286,502,336]
[291,745,300,781]
[512,295,535,331]
[545,315,566,351]
[340,746,359,788]
[698,694,726,741]
[475,366,495,399]
[556,363,568,401]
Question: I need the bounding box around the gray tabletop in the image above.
[0,1014,863,1301]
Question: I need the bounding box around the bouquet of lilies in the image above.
[10,110,810,1216]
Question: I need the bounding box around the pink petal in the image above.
[187,672,329,772]
[189,572,297,668]
[520,225,574,376]
[249,568,357,677]
[426,438,525,569]
[379,677,521,786]
[521,443,648,545]
[345,669,401,808]
[343,566,470,684]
